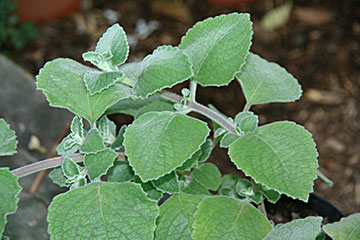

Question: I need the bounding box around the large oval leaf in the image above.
[47,182,159,240]
[323,213,360,240]
[36,58,134,123]
[0,168,21,236]
[228,121,318,201]
[179,13,252,86]
[236,53,302,107]
[192,196,272,240]
[154,193,203,240]
[123,112,210,181]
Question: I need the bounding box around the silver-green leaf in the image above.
[192,196,272,240]
[236,53,302,107]
[179,13,253,86]
[192,163,221,191]
[124,112,210,182]
[228,121,318,201]
[84,148,118,181]
[323,213,360,240]
[83,70,124,96]
[47,182,159,240]
[0,119,17,156]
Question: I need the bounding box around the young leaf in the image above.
[123,112,210,182]
[182,181,210,196]
[261,187,281,204]
[264,216,323,240]
[323,213,360,240]
[228,121,318,201]
[84,148,118,181]
[36,58,134,123]
[121,46,193,98]
[192,163,221,191]
[47,182,159,240]
[236,53,302,107]
[80,129,106,154]
[48,167,68,187]
[111,125,126,149]
[192,196,272,240]
[154,193,203,240]
[198,139,213,162]
[61,157,80,179]
[96,116,117,145]
[220,132,240,148]
[83,70,124,96]
[56,134,81,156]
[238,115,258,133]
[95,24,129,68]
[0,168,21,236]
[0,119,17,156]
[179,13,252,86]
[152,171,180,194]
[70,115,84,140]
[107,161,134,182]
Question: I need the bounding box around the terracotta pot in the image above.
[204,0,258,7]
[15,0,82,24]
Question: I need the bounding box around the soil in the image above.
[3,0,360,217]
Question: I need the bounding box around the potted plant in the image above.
[1,13,359,239]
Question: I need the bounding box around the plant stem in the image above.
[258,201,267,218]
[189,81,197,102]
[161,91,236,133]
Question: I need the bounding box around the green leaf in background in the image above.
[124,112,210,181]
[179,13,252,86]
[36,58,134,123]
[48,167,68,187]
[154,193,203,240]
[323,213,360,240]
[107,160,134,182]
[83,70,124,96]
[228,121,318,201]
[264,216,323,240]
[236,53,302,108]
[192,163,221,191]
[177,150,201,172]
[84,148,118,181]
[111,125,126,149]
[152,171,180,194]
[135,100,175,118]
[198,139,213,162]
[47,182,159,240]
[0,168,21,236]
[261,2,293,31]
[192,196,272,240]
[182,181,210,196]
[95,23,129,68]
[61,157,80,179]
[121,46,193,98]
[0,119,17,156]
[261,187,281,204]
[80,129,106,154]
[135,176,164,201]
[220,132,240,148]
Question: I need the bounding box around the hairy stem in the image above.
[189,81,197,102]
[162,91,236,133]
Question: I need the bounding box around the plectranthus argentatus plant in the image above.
[1,12,359,240]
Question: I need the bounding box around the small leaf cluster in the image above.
[0,12,359,240]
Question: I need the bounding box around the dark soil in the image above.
[4,0,360,217]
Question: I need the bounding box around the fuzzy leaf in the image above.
[135,177,164,201]
[49,167,68,187]
[36,58,134,123]
[84,148,118,180]
[80,129,106,154]
[95,24,129,67]
[323,213,360,240]
[220,132,240,148]
[236,53,302,107]
[264,216,323,240]
[192,163,221,191]
[107,161,134,182]
[228,121,318,201]
[111,125,126,149]
[0,119,17,156]
[135,100,175,118]
[61,157,80,178]
[154,194,203,240]
[0,168,21,236]
[192,196,272,240]
[47,182,159,240]
[70,115,84,140]
[152,171,180,194]
[121,46,193,98]
[182,181,210,196]
[124,112,210,182]
[179,13,252,86]
[84,70,124,95]
[96,116,117,145]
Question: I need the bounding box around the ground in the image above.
[4,0,360,215]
